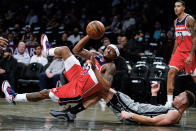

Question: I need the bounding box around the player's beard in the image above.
[103,56,113,62]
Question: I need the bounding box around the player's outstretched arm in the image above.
[120,110,180,126]
[72,35,93,60]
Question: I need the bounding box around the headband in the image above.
[108,44,120,56]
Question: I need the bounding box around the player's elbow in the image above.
[153,120,174,126]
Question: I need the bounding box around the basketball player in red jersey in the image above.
[166,0,196,107]
[2,34,119,106]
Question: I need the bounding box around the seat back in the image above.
[16,62,27,79]
[129,62,150,103]
[24,62,44,80]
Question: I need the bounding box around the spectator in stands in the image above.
[153,21,162,41]
[117,35,122,44]
[98,37,111,53]
[118,36,127,49]
[57,33,73,49]
[100,16,107,25]
[79,32,85,39]
[117,36,134,61]
[43,0,54,11]
[67,27,80,45]
[38,55,64,90]
[4,10,14,26]
[21,25,33,44]
[7,32,16,45]
[0,48,17,88]
[25,9,38,26]
[12,24,21,42]
[26,34,38,46]
[126,31,145,62]
[14,42,30,65]
[106,15,121,34]
[122,11,136,33]
[161,30,175,63]
[30,45,48,66]
[79,8,87,31]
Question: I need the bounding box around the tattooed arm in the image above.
[186,16,196,65]
[72,35,93,60]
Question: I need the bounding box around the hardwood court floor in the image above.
[0,99,196,131]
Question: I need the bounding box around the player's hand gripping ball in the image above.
[86,20,105,40]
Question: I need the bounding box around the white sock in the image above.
[14,94,28,102]
[167,95,173,103]
[48,48,58,56]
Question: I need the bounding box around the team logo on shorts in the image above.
[53,88,57,92]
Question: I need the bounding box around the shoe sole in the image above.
[49,111,68,121]
[40,34,48,57]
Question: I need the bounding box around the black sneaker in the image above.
[49,106,76,121]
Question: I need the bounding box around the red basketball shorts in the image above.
[169,49,196,74]
[49,55,100,103]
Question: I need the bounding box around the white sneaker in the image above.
[1,80,16,104]
[40,34,50,57]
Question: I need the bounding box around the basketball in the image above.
[86,20,105,40]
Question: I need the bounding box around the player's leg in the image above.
[167,67,179,95]
[50,92,102,121]
[166,67,178,106]
[41,34,72,61]
[166,49,184,106]
[49,88,116,121]
[41,34,82,82]
[1,80,51,104]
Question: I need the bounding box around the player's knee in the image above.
[61,46,71,53]
[39,89,50,98]
[168,68,178,78]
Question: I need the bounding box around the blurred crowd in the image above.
[0,0,196,104]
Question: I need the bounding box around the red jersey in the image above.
[81,55,107,98]
[175,14,192,52]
